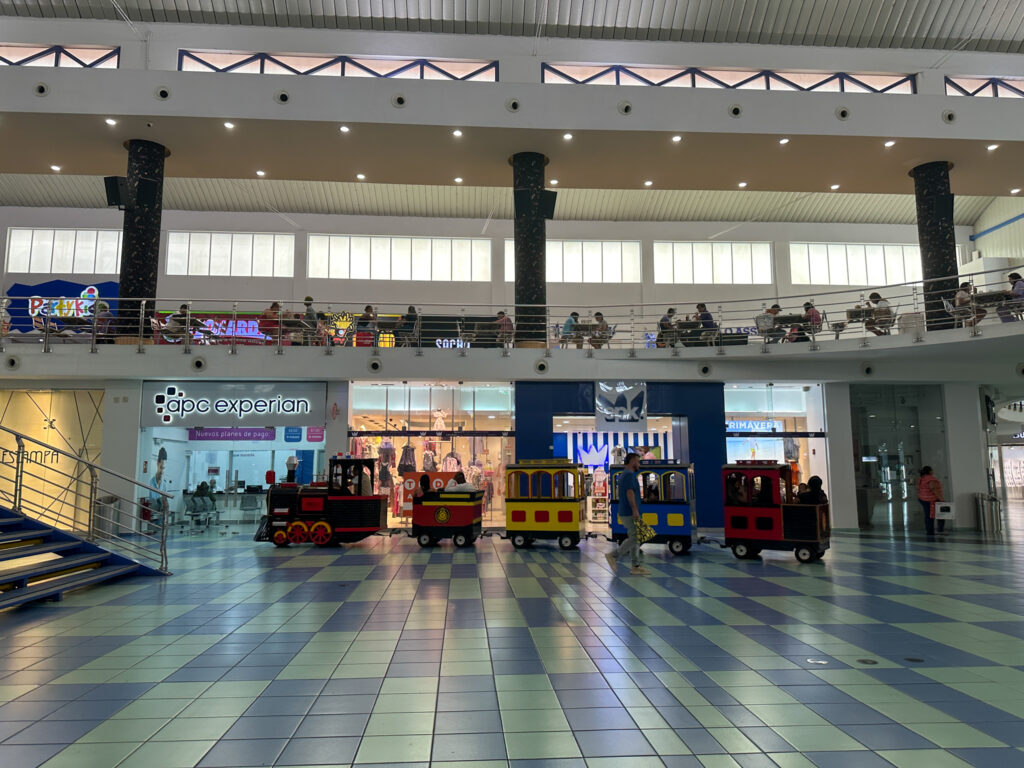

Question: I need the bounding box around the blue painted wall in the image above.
[514,381,727,527]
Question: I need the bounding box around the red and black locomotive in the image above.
[256,456,387,547]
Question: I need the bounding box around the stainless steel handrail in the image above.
[0,425,172,573]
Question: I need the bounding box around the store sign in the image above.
[142,381,327,427]
[28,286,102,318]
[577,444,609,467]
[307,427,325,442]
[727,420,783,433]
[5,280,119,333]
[284,427,302,443]
[595,381,647,432]
[188,427,277,441]
[435,338,470,349]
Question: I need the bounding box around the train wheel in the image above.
[272,529,289,547]
[558,534,575,550]
[668,538,691,555]
[309,522,333,547]
[453,532,471,548]
[731,543,750,559]
[287,521,310,545]
[511,533,527,549]
[795,546,816,563]
[417,533,434,548]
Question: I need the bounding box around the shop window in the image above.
[725,472,749,505]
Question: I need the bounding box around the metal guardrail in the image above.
[0,425,171,573]
[1,263,1022,357]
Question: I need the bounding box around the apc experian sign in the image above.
[141,381,327,428]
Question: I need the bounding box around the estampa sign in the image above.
[141,381,327,428]
[595,381,647,432]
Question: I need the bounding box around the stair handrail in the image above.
[0,424,171,573]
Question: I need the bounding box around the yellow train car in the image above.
[505,460,586,549]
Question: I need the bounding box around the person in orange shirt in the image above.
[917,465,945,536]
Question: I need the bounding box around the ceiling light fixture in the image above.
[779,138,790,145]
[987,144,999,151]
[549,179,559,186]
[452,129,463,137]
[884,140,895,147]
[563,133,573,141]
[738,181,748,188]
[671,135,682,143]
[255,170,265,177]
[223,121,235,129]
[644,180,653,187]
[356,173,366,180]
[49,165,61,172]
[104,118,117,126]
[1012,188,1021,195]
[339,125,350,133]
[454,177,463,183]
[830,184,840,190]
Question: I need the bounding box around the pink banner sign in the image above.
[188,427,277,441]
[306,426,325,442]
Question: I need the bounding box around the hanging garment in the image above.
[432,409,448,430]
[397,445,417,475]
[362,441,379,459]
[378,464,394,489]
[467,464,483,489]
[423,450,437,472]
[441,451,462,473]
[378,439,396,467]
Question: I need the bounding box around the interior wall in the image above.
[0,206,975,317]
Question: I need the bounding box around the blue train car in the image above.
[610,461,695,555]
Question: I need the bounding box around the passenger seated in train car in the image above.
[726,475,748,505]
[798,475,828,504]
[644,483,660,503]
[349,466,374,496]
[447,471,478,493]
[753,475,775,504]
[413,474,435,499]
[797,482,809,497]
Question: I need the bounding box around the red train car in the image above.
[723,462,830,563]
[256,457,387,547]
[411,490,484,547]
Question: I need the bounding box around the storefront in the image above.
[349,381,514,524]
[137,381,328,523]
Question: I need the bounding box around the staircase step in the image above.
[0,541,81,563]
[0,553,110,587]
[0,564,139,611]
[0,529,52,545]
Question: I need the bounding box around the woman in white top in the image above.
[954,282,986,327]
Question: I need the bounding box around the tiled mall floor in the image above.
[2,530,1024,768]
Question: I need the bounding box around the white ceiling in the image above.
[0,174,994,225]
[2,0,1024,52]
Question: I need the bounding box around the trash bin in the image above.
[975,493,1002,534]
[94,495,121,537]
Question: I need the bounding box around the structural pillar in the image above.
[511,151,548,346]
[909,161,958,330]
[118,139,169,335]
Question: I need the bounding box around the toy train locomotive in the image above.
[254,456,387,547]
[723,461,830,562]
[610,461,696,555]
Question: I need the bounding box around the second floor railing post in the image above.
[86,465,99,540]
[137,300,147,354]
[13,435,25,513]
[544,306,552,357]
[276,305,284,355]
[230,302,239,355]
[716,304,725,356]
[629,308,637,358]
[0,297,8,353]
[183,302,193,355]
[42,311,52,353]
[90,306,99,353]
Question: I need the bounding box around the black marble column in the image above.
[909,161,958,330]
[118,139,168,336]
[511,152,548,346]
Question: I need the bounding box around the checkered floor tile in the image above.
[1,529,1023,768]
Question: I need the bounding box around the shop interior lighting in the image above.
[104,118,117,126]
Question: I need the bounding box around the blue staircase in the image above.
[0,507,158,611]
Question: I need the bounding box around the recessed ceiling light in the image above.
[563,133,574,141]
[223,121,235,129]
[884,140,895,147]
[671,135,682,143]
[1012,188,1021,195]
[454,177,463,183]
[987,144,999,151]
[644,180,653,187]
[830,184,840,190]
[356,173,366,180]
[738,181,748,188]
[549,179,559,186]
[255,170,265,177]
[339,125,350,133]
[452,129,463,137]
[105,118,117,126]
[49,165,61,172]
[778,138,790,145]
